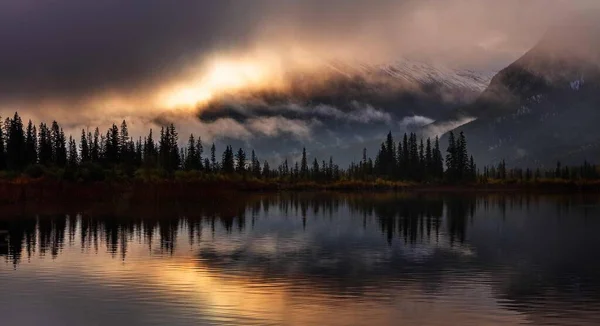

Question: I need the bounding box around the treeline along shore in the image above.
[0,111,599,203]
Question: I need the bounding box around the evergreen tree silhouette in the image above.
[235,148,246,174]
[221,145,235,174]
[210,143,217,171]
[25,120,37,167]
[446,131,457,181]
[68,136,78,167]
[0,117,5,170]
[6,112,26,170]
[80,129,90,163]
[300,147,309,179]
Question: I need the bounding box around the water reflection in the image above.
[1,194,600,325]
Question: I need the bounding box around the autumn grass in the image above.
[1,171,600,205]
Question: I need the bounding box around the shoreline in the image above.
[1,178,600,204]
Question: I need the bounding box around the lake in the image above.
[1,193,600,326]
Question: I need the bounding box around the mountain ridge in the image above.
[429,17,600,168]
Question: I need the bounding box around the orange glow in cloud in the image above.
[156,51,294,112]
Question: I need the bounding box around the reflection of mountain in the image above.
[3,194,600,324]
[192,194,481,300]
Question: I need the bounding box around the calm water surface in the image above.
[1,193,600,326]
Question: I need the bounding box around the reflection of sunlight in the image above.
[72,254,526,325]
[19,237,523,326]
[7,207,526,326]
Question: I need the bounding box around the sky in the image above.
[0,0,597,160]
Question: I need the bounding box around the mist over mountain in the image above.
[191,59,493,164]
[430,13,600,168]
[197,59,491,123]
[2,1,600,168]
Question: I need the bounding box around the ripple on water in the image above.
[2,194,600,325]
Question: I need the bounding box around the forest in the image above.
[0,112,598,187]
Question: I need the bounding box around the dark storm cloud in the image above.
[1,0,584,102]
[0,0,258,99]
[1,0,599,153]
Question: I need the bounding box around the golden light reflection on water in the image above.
[4,216,528,326]
[3,195,600,325]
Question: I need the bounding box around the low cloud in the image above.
[313,102,393,124]
[246,116,318,140]
[399,115,435,129]
[421,116,477,138]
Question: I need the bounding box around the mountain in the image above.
[197,58,493,123]
[194,58,493,165]
[429,15,600,168]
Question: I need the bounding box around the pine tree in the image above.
[92,128,100,163]
[221,145,235,174]
[469,156,476,181]
[211,143,217,172]
[402,134,409,176]
[407,133,418,179]
[433,136,444,179]
[80,129,90,163]
[99,133,106,162]
[262,160,270,178]
[106,124,119,165]
[49,121,67,167]
[196,137,204,170]
[446,131,457,181]
[397,140,404,179]
[57,128,68,167]
[179,148,186,170]
[158,125,179,172]
[312,158,320,180]
[120,120,129,163]
[458,132,469,180]
[283,159,289,176]
[185,134,196,170]
[294,162,300,179]
[375,143,386,176]
[0,117,5,170]
[38,123,52,166]
[418,138,425,180]
[251,150,261,177]
[425,138,432,179]
[204,158,211,172]
[68,136,78,167]
[168,124,180,171]
[300,147,309,179]
[6,112,26,170]
[25,120,37,166]
[235,148,246,174]
[384,132,396,177]
[135,137,143,166]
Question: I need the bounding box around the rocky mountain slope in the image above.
[431,16,600,168]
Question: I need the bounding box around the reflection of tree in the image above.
[1,193,479,266]
[38,215,67,258]
[343,195,476,247]
[1,216,36,266]
[347,195,445,245]
[446,196,476,245]
[4,193,600,324]
[1,196,252,265]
